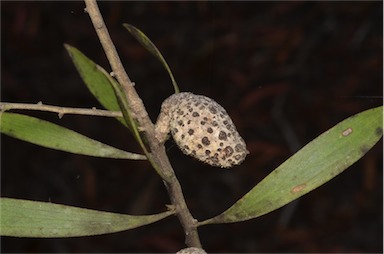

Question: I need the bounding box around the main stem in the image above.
[83,0,201,248]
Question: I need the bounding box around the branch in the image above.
[83,0,134,92]
[83,0,202,248]
[0,102,122,118]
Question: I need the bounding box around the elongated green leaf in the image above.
[0,112,146,160]
[123,24,179,93]
[200,106,383,225]
[64,44,127,127]
[96,65,167,179]
[95,65,138,133]
[65,44,163,177]
[0,198,174,237]
[64,44,149,160]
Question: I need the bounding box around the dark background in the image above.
[1,1,383,253]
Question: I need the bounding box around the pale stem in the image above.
[0,102,122,118]
[83,0,202,248]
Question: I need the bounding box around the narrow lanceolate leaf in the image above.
[0,112,146,160]
[123,24,179,93]
[65,44,163,176]
[95,65,137,133]
[0,198,174,237]
[97,65,168,179]
[64,44,127,127]
[200,106,383,225]
[65,44,147,158]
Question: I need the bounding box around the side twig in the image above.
[83,0,202,248]
[0,102,122,118]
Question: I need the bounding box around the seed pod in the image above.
[159,92,249,168]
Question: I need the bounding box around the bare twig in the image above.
[83,0,202,248]
[0,102,122,118]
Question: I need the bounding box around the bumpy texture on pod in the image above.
[158,92,249,168]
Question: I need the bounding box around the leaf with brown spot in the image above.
[200,106,383,225]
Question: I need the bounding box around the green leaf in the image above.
[123,24,179,93]
[96,65,167,179]
[87,54,168,178]
[94,65,138,133]
[200,106,383,225]
[0,198,174,237]
[65,44,147,156]
[65,44,163,177]
[0,112,146,160]
[64,44,127,127]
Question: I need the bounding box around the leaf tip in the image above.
[63,43,72,52]
[122,23,133,30]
